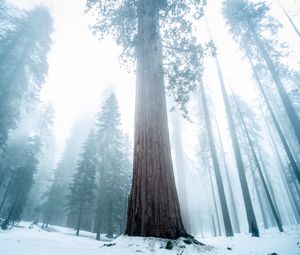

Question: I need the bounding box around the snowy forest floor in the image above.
[0,222,300,255]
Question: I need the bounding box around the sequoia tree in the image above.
[87,0,205,238]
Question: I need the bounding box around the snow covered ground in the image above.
[0,222,299,255]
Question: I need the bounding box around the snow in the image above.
[0,222,299,255]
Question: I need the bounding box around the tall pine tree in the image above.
[94,92,132,240]
[0,6,53,151]
[66,130,97,236]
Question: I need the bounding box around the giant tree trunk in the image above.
[249,25,300,147]
[214,55,259,236]
[125,2,187,239]
[171,111,191,233]
[249,59,300,184]
[199,79,233,236]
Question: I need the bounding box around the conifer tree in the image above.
[66,131,97,236]
[0,6,53,151]
[1,135,41,229]
[41,117,93,228]
[94,93,132,240]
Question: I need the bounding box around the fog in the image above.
[1,0,300,246]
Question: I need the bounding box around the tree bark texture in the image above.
[125,2,187,239]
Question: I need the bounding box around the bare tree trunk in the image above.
[107,199,114,238]
[125,2,187,239]
[214,54,259,236]
[256,147,281,216]
[249,24,300,147]
[267,122,300,223]
[76,202,84,236]
[214,108,240,233]
[0,179,11,213]
[2,184,22,228]
[252,170,268,229]
[95,169,104,240]
[207,160,222,236]
[248,58,300,184]
[211,215,217,237]
[232,92,283,232]
[171,111,191,233]
[241,134,269,229]
[95,218,101,241]
[276,0,300,38]
[199,79,233,236]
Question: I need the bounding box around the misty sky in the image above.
[8,0,300,162]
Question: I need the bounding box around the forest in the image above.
[0,0,299,254]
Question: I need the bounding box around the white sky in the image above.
[9,0,135,160]
[8,0,300,162]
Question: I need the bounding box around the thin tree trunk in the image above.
[214,108,240,233]
[95,218,101,241]
[94,166,105,240]
[211,215,217,237]
[171,111,191,233]
[276,0,300,38]
[2,184,22,228]
[248,58,300,184]
[76,202,84,236]
[199,79,233,236]
[125,2,187,239]
[232,91,283,232]
[214,54,259,236]
[208,161,222,236]
[242,134,269,229]
[0,171,7,190]
[267,122,300,223]
[0,178,12,213]
[252,170,268,229]
[249,24,300,147]
[107,199,114,238]
[256,147,281,216]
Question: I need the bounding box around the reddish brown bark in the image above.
[125,2,187,239]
